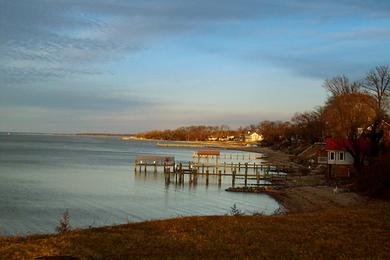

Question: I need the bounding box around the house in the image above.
[245,132,264,143]
[226,136,235,141]
[207,136,218,141]
[320,138,372,179]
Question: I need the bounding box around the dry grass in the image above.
[0,201,389,259]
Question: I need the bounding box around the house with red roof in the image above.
[320,138,372,178]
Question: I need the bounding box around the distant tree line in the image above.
[137,65,390,151]
[136,125,236,141]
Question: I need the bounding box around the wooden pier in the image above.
[134,152,287,188]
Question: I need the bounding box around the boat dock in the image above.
[134,151,287,188]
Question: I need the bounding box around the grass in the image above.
[289,175,326,187]
[0,201,389,259]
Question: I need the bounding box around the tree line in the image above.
[137,65,390,152]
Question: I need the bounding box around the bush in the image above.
[56,209,71,234]
[230,204,243,216]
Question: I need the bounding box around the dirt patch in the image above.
[268,185,368,213]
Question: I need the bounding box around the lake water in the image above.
[0,133,279,236]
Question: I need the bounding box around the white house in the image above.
[326,149,354,165]
[322,138,355,178]
[245,132,264,143]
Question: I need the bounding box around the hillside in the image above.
[1,200,389,259]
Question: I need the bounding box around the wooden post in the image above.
[256,168,260,185]
[189,167,193,184]
[194,166,198,185]
[178,167,182,184]
[253,162,256,173]
[197,155,200,175]
[139,164,142,173]
[216,156,219,177]
[218,170,222,186]
[206,169,209,185]
[245,163,248,187]
[232,168,236,188]
[224,162,226,174]
[144,164,147,173]
[165,167,170,184]
[154,162,157,173]
[206,155,209,175]
[238,162,241,172]
[202,163,205,175]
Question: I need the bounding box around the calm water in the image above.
[0,134,279,236]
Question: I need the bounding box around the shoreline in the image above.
[130,138,369,214]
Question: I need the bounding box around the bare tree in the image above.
[323,75,361,96]
[362,65,390,114]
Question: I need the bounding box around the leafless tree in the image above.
[362,65,390,114]
[323,75,361,96]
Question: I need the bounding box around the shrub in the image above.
[230,204,243,216]
[56,209,71,234]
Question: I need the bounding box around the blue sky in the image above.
[1,0,390,133]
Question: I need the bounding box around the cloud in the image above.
[2,0,390,83]
[0,85,152,111]
[1,0,390,132]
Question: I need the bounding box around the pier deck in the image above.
[134,153,287,188]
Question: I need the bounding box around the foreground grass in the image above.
[1,201,389,259]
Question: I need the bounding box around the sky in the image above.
[1,0,390,133]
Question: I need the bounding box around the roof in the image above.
[325,138,372,154]
[197,150,220,156]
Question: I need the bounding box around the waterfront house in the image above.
[208,136,218,141]
[319,138,372,178]
[245,132,264,143]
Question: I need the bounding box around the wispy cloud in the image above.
[1,0,390,132]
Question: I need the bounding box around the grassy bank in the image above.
[1,201,389,259]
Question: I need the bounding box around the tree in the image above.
[291,107,325,144]
[363,65,390,115]
[324,93,377,173]
[56,209,71,233]
[323,75,361,96]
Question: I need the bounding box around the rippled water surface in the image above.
[0,134,279,235]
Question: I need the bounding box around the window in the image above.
[330,152,335,160]
[339,152,344,161]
